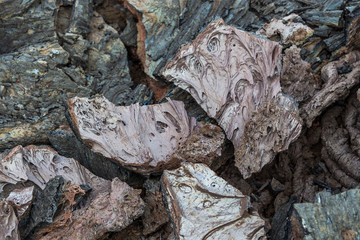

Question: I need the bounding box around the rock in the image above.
[301,51,360,127]
[48,125,145,186]
[123,0,251,78]
[301,10,344,28]
[67,95,226,173]
[162,19,302,178]
[161,162,266,239]
[271,178,286,192]
[347,15,360,51]
[320,92,360,188]
[257,14,314,45]
[142,179,169,236]
[6,186,34,219]
[0,145,145,240]
[0,200,20,240]
[271,198,297,240]
[281,45,320,103]
[290,189,360,239]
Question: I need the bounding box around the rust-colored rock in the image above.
[161,162,266,240]
[162,19,302,178]
[67,95,226,173]
[0,200,20,240]
[257,14,314,45]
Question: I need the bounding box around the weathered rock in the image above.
[40,177,144,240]
[161,162,266,239]
[301,9,344,28]
[0,145,145,239]
[291,189,360,239]
[320,93,360,188]
[123,0,251,78]
[271,198,297,240]
[347,15,360,51]
[301,51,360,127]
[6,186,34,219]
[257,14,314,45]
[281,45,320,103]
[67,95,226,173]
[48,125,145,186]
[142,179,169,236]
[0,200,20,240]
[162,19,302,178]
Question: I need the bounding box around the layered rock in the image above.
[67,95,226,173]
[0,200,20,240]
[161,162,266,239]
[122,0,251,78]
[291,189,360,239]
[0,145,145,240]
[162,19,302,178]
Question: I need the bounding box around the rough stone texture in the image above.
[320,92,360,188]
[48,125,145,187]
[257,14,314,45]
[348,15,360,51]
[163,19,302,178]
[0,200,20,240]
[0,145,145,240]
[68,95,226,173]
[161,162,266,240]
[6,186,34,219]
[123,0,251,78]
[281,45,320,103]
[291,189,360,240]
[142,179,169,236]
[301,51,360,127]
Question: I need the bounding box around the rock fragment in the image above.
[281,45,320,103]
[123,0,251,77]
[67,95,226,173]
[257,14,314,45]
[291,189,360,239]
[6,186,34,219]
[161,162,266,239]
[0,145,145,240]
[0,200,20,240]
[162,19,302,178]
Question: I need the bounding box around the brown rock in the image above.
[0,145,145,240]
[67,95,226,173]
[163,19,302,178]
[0,200,20,240]
[281,45,320,103]
[161,162,266,240]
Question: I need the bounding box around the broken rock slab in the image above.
[0,200,20,240]
[0,145,145,240]
[67,95,226,173]
[6,186,34,220]
[257,14,314,45]
[161,162,266,240]
[162,19,302,178]
[291,189,360,239]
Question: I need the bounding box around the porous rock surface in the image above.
[67,95,226,173]
[162,19,302,178]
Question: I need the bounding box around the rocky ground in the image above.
[0,0,360,239]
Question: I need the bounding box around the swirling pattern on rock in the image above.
[68,95,226,173]
[162,19,302,178]
[161,162,266,240]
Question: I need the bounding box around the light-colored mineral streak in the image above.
[162,19,302,178]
